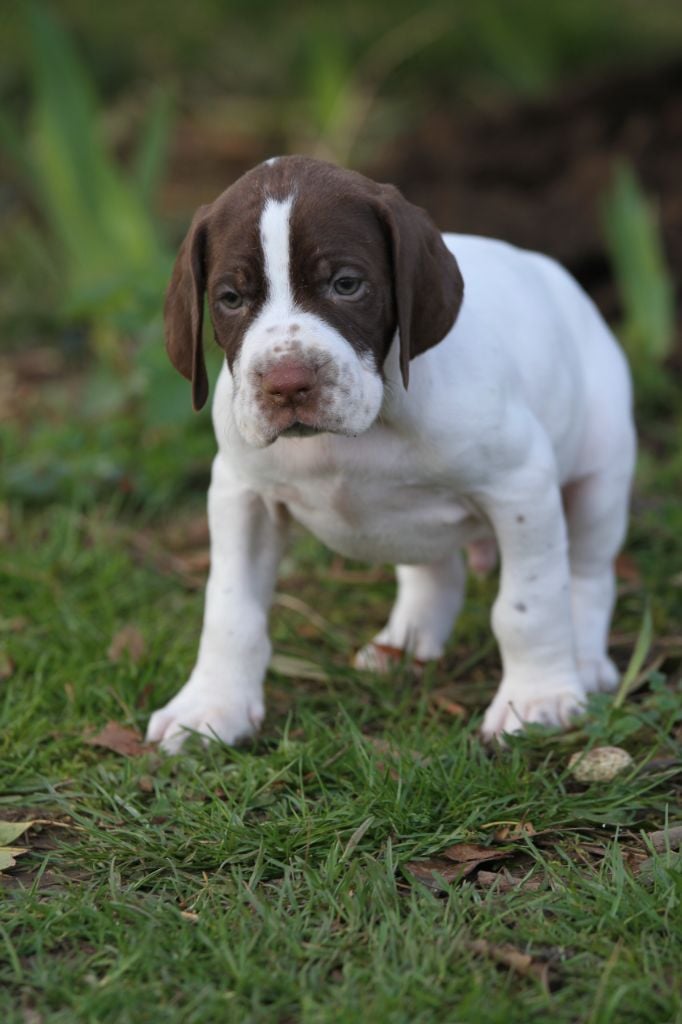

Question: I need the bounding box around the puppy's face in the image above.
[165,157,463,447]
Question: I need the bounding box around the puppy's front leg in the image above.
[477,451,585,740]
[147,455,287,753]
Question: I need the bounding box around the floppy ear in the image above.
[377,184,463,388]
[164,204,212,411]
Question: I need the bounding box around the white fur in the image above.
[147,229,635,751]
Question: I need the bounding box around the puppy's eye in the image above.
[217,289,243,310]
[333,276,364,297]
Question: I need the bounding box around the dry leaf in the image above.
[441,842,513,864]
[493,822,536,842]
[0,820,35,873]
[0,651,14,680]
[269,653,329,682]
[476,868,543,892]
[431,692,468,718]
[0,847,29,872]
[646,824,682,853]
[0,820,35,845]
[0,616,28,633]
[615,552,641,585]
[405,858,478,891]
[470,939,550,991]
[85,721,150,757]
[107,625,146,665]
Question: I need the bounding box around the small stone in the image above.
[568,746,633,783]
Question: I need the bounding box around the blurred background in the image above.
[1,0,681,508]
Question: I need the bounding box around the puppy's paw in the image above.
[146,683,264,754]
[353,642,426,675]
[481,679,585,742]
[577,656,619,693]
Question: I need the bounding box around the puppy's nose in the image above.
[260,361,317,407]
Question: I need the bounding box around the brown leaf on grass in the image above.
[492,822,536,842]
[107,625,146,665]
[405,857,480,891]
[0,651,14,680]
[407,842,515,892]
[0,616,28,633]
[441,842,514,864]
[646,824,682,853]
[476,868,544,893]
[615,552,642,585]
[430,690,468,718]
[470,939,550,991]
[84,721,151,757]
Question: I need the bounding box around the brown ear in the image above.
[164,204,212,411]
[377,185,463,388]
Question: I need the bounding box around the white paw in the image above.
[481,679,586,741]
[353,642,426,675]
[146,682,264,754]
[577,656,619,693]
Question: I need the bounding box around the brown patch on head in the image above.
[163,156,464,409]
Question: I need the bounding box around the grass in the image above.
[1,379,681,1023]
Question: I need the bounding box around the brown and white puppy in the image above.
[148,155,635,753]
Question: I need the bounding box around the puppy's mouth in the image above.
[280,421,323,438]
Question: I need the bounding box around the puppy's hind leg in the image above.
[565,453,635,694]
[354,552,466,672]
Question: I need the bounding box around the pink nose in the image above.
[260,361,317,406]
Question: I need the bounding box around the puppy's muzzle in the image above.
[259,360,318,409]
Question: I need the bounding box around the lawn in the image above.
[0,359,681,1023]
[1,3,681,1021]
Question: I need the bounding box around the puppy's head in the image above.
[165,156,463,447]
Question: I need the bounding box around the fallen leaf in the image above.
[476,868,543,892]
[107,625,146,665]
[470,939,550,991]
[431,691,468,718]
[0,651,14,680]
[269,653,330,682]
[0,847,29,872]
[441,842,513,864]
[493,822,536,842]
[84,722,151,757]
[0,616,28,633]
[137,775,154,793]
[405,858,478,891]
[615,552,642,585]
[646,824,682,853]
[0,820,35,845]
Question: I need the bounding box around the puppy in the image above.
[146,156,635,753]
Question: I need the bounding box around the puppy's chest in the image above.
[254,436,486,564]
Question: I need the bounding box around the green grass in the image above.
[1,392,681,1023]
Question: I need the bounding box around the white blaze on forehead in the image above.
[260,196,295,313]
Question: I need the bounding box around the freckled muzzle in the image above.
[232,329,385,448]
[247,342,343,440]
